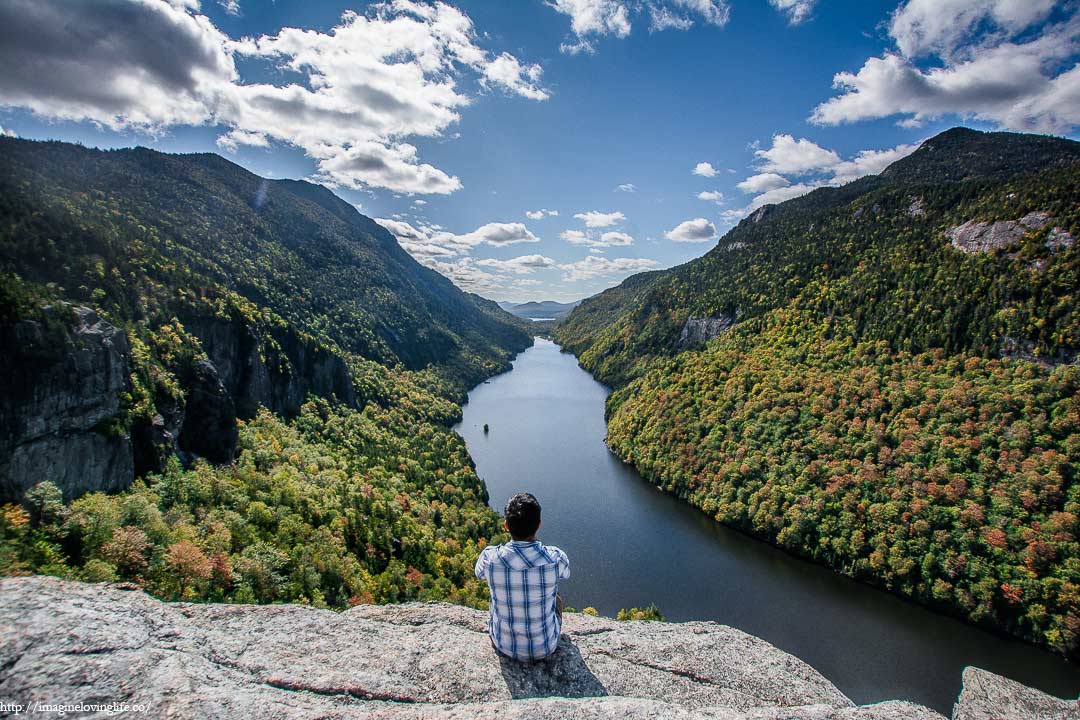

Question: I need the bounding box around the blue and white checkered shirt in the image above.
[475,540,571,662]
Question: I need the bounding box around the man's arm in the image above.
[555,547,570,581]
[474,546,493,580]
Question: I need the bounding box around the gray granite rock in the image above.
[0,576,951,719]
[0,306,133,501]
[952,667,1079,720]
[679,316,735,348]
[948,212,1056,254]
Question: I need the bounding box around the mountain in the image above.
[502,299,582,321]
[0,138,531,610]
[555,127,1080,657]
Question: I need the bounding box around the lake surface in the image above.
[455,338,1080,713]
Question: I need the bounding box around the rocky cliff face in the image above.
[182,317,356,420]
[0,305,361,502]
[0,306,133,501]
[7,577,1068,720]
[678,315,735,348]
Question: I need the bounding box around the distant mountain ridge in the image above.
[501,299,581,321]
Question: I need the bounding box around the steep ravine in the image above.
[4,577,1075,718]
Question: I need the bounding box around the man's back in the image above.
[475,539,570,662]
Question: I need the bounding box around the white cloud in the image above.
[647,0,730,32]
[693,161,718,177]
[216,128,270,152]
[697,190,724,204]
[736,172,790,194]
[0,1,549,195]
[475,255,555,274]
[616,183,637,192]
[452,222,541,247]
[811,1,1080,134]
[557,255,659,281]
[665,217,717,243]
[724,138,920,222]
[550,0,728,54]
[482,52,550,101]
[525,208,559,219]
[425,258,504,293]
[218,0,240,15]
[0,126,16,138]
[574,210,626,227]
[889,0,1057,59]
[754,134,841,175]
[562,229,634,249]
[376,217,539,265]
[768,0,816,25]
[829,143,920,184]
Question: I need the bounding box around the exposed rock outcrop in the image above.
[177,358,239,465]
[953,667,1079,720]
[1046,227,1076,251]
[0,577,949,720]
[0,306,133,501]
[183,317,356,420]
[947,212,1052,253]
[679,315,735,348]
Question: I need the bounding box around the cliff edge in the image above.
[0,577,1073,719]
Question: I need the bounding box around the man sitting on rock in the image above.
[474,492,570,662]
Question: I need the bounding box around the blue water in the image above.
[455,338,1080,713]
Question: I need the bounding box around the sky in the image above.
[1,1,1078,303]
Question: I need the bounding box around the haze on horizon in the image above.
[1,0,1077,303]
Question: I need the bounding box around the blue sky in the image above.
[1,1,1078,302]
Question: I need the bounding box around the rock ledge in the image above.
[0,577,1070,719]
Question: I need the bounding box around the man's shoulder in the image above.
[540,544,569,562]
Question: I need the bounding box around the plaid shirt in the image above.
[474,540,571,661]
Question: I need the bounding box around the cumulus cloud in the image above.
[829,143,920,184]
[665,217,717,243]
[0,0,549,195]
[889,0,1057,59]
[425,258,504,293]
[724,137,921,222]
[574,210,626,227]
[475,254,555,274]
[525,208,559,219]
[483,52,550,101]
[562,229,634,249]
[0,0,235,130]
[768,0,816,25]
[450,222,541,247]
[692,161,718,177]
[754,134,841,175]
[551,0,728,54]
[557,255,659,281]
[697,190,724,204]
[811,0,1080,133]
[736,172,790,194]
[375,218,539,264]
[616,183,637,192]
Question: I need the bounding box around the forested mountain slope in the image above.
[555,127,1080,657]
[0,138,531,610]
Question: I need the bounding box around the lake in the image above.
[454,337,1080,713]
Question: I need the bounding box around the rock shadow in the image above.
[497,636,607,700]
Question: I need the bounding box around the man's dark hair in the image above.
[505,493,541,540]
